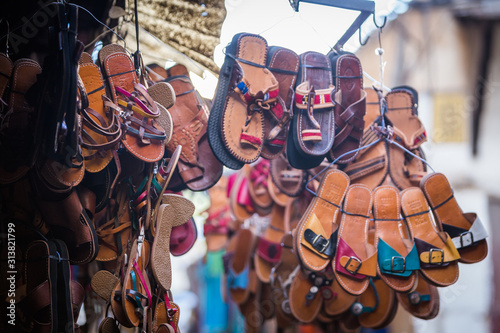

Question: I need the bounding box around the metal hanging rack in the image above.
[288,0,375,51]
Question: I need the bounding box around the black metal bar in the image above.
[289,0,375,51]
[333,10,372,51]
[290,0,375,12]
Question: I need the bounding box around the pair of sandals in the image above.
[344,86,428,190]
[207,33,300,170]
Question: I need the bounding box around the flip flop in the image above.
[343,87,389,189]
[385,88,427,189]
[294,169,350,272]
[78,52,121,173]
[164,73,223,191]
[261,46,299,159]
[421,172,488,263]
[322,273,357,317]
[328,52,366,164]
[373,185,418,292]
[401,187,460,287]
[333,184,377,296]
[287,51,335,169]
[396,272,440,320]
[151,194,195,290]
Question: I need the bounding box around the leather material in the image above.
[165,74,223,191]
[373,185,418,292]
[401,187,460,287]
[295,169,349,271]
[333,184,375,296]
[204,176,230,252]
[152,195,195,289]
[221,34,278,164]
[100,44,165,163]
[0,53,12,103]
[328,52,366,164]
[228,168,253,223]
[269,153,308,197]
[386,88,427,189]
[303,227,337,257]
[225,228,255,304]
[262,46,299,159]
[170,217,197,256]
[78,53,116,173]
[343,88,389,189]
[396,272,440,320]
[356,278,398,329]
[255,204,286,283]
[207,33,245,170]
[287,51,335,169]
[246,159,273,215]
[36,189,98,264]
[421,172,488,264]
[0,59,41,184]
[288,269,322,323]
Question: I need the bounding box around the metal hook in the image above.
[359,26,369,46]
[373,13,387,29]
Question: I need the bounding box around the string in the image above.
[257,12,297,36]
[363,70,391,92]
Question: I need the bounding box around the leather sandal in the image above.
[0,59,42,184]
[421,172,488,264]
[78,52,121,173]
[270,233,299,329]
[0,52,12,105]
[287,51,335,169]
[343,87,389,189]
[228,169,254,223]
[401,187,460,287]
[373,185,418,292]
[261,46,299,160]
[351,278,397,329]
[294,169,350,272]
[224,228,256,304]
[333,184,377,296]
[396,272,440,320]
[246,159,273,216]
[220,33,278,165]
[254,204,287,283]
[328,52,366,164]
[288,268,323,323]
[165,195,197,257]
[386,88,427,189]
[204,176,231,252]
[151,195,195,290]
[121,236,152,327]
[164,71,223,191]
[269,152,308,197]
[99,44,165,163]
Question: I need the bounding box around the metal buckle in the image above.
[428,248,444,265]
[459,231,474,248]
[311,234,329,253]
[390,256,406,273]
[345,256,362,275]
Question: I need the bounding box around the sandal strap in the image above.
[337,238,377,279]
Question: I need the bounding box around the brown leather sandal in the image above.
[333,184,376,296]
[386,88,427,189]
[328,52,366,164]
[295,169,350,272]
[78,52,121,173]
[261,46,299,160]
[164,72,223,191]
[396,272,440,320]
[421,172,488,263]
[401,187,460,287]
